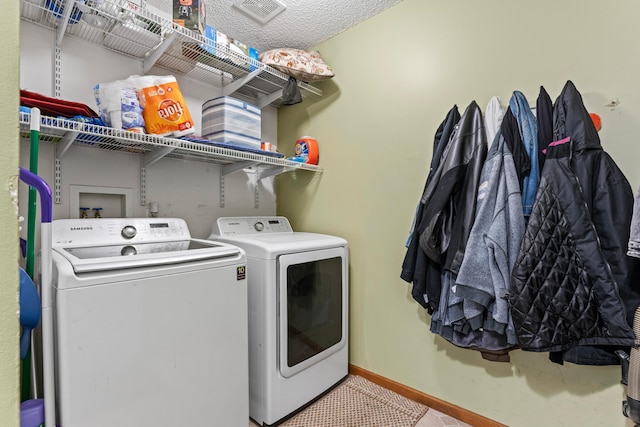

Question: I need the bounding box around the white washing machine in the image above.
[51,218,249,427]
[209,216,349,426]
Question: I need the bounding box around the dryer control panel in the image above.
[213,216,293,236]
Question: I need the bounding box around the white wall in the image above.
[19,20,278,239]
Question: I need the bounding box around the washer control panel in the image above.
[213,216,293,236]
[52,218,192,246]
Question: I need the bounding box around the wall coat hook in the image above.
[606,98,620,110]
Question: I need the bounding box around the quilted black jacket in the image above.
[508,81,637,365]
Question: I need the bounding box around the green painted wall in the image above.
[277,1,640,426]
[1,0,22,426]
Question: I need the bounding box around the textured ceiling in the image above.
[204,0,405,53]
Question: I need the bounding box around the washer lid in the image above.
[54,239,243,273]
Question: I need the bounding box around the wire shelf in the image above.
[19,112,323,173]
[19,0,322,106]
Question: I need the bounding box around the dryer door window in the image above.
[278,247,347,378]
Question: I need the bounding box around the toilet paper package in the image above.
[94,75,195,137]
[94,80,145,133]
[136,75,195,136]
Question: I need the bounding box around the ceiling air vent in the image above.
[233,0,286,24]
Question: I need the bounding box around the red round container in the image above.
[294,136,319,165]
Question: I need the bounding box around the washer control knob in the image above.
[121,225,137,239]
[254,221,264,232]
[121,245,137,256]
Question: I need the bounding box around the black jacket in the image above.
[418,101,487,275]
[402,101,487,314]
[501,107,530,191]
[401,105,460,312]
[508,81,637,365]
[536,86,554,173]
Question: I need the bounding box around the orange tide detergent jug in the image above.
[294,136,319,165]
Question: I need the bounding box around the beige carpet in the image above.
[278,375,429,427]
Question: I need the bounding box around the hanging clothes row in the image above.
[401,80,640,366]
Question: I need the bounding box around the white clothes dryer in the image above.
[51,218,249,427]
[209,216,349,426]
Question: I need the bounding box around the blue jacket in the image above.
[509,91,539,217]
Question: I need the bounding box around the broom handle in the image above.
[25,108,40,280]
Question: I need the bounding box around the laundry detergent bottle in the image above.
[293,136,319,165]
